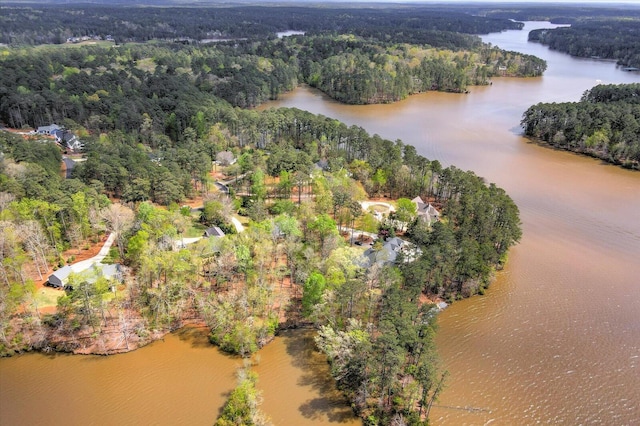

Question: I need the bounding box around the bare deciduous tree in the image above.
[215,150,235,166]
[100,204,135,259]
[19,220,52,281]
[0,192,15,212]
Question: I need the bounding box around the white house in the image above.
[411,196,440,225]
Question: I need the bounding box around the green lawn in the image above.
[185,222,207,237]
[35,287,63,309]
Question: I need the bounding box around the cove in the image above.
[0,327,361,425]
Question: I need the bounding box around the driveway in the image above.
[360,201,395,220]
[231,216,245,233]
[174,236,204,249]
[360,201,395,212]
[70,233,116,273]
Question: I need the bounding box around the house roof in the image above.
[365,246,395,265]
[364,237,407,266]
[48,263,122,287]
[412,196,440,222]
[37,124,61,134]
[50,265,73,281]
[98,263,121,280]
[386,237,405,250]
[50,129,82,150]
[204,226,225,237]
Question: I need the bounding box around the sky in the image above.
[9,0,640,5]
[346,0,640,3]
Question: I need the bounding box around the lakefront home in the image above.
[411,196,440,225]
[364,236,405,266]
[364,236,422,267]
[46,264,123,289]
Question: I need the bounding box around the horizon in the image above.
[4,0,640,4]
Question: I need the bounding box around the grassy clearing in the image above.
[135,57,156,73]
[35,287,63,309]
[186,222,207,238]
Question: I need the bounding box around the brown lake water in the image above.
[2,21,639,425]
[0,328,360,426]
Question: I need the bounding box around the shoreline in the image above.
[4,288,453,358]
[523,135,640,171]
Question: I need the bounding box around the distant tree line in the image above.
[0,4,523,46]
[472,5,640,68]
[529,19,640,69]
[521,83,640,170]
[0,34,546,132]
[483,5,640,25]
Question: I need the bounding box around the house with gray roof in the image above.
[364,237,406,266]
[46,263,122,290]
[37,124,83,152]
[52,129,83,152]
[204,226,225,238]
[46,265,73,288]
[37,124,61,135]
[411,196,440,225]
[364,236,421,267]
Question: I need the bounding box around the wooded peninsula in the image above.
[521,83,640,170]
[3,2,635,424]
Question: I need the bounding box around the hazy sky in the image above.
[261,0,640,5]
[332,0,639,3]
[307,0,639,2]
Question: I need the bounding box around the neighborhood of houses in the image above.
[45,193,439,293]
[3,123,84,153]
[1,123,84,178]
[29,130,441,305]
[36,124,84,152]
[66,35,114,44]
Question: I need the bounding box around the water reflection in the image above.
[255,329,361,425]
[261,22,640,424]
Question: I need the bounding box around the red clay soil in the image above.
[29,234,109,292]
[171,170,229,209]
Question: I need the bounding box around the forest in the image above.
[0,32,546,123]
[1,4,524,46]
[528,19,640,69]
[0,4,529,425]
[521,83,640,170]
